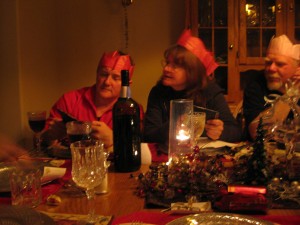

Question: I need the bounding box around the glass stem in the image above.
[85,188,97,223]
[33,132,42,153]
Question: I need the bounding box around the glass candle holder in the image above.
[168,99,194,161]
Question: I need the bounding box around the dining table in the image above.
[1,152,300,225]
[31,159,300,225]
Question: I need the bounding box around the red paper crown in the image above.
[98,51,134,78]
[177,29,218,76]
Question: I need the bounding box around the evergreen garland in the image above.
[245,118,270,186]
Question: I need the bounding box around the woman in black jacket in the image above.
[143,30,242,159]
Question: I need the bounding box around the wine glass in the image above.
[70,140,108,224]
[192,112,206,147]
[27,110,47,151]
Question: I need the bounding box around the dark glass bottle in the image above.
[113,70,141,172]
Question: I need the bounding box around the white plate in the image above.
[166,213,274,225]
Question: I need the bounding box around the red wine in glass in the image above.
[28,111,47,132]
[27,110,47,151]
[66,121,92,143]
[28,119,46,133]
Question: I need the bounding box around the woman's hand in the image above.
[205,119,224,140]
[91,121,113,151]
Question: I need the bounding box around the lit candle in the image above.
[176,129,190,141]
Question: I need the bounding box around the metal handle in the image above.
[229,44,234,50]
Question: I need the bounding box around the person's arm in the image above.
[143,87,169,143]
[42,92,78,145]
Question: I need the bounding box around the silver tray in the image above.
[166,213,274,225]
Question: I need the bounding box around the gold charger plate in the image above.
[166,213,274,225]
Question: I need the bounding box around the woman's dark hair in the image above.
[162,45,211,106]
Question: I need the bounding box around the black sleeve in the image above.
[143,86,169,143]
[243,76,268,129]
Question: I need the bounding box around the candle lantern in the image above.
[168,99,193,161]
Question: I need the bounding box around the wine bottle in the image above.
[113,70,141,172]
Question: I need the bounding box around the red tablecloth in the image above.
[111,211,300,225]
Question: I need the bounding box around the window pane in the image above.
[296,1,300,26]
[247,29,260,57]
[199,29,212,51]
[262,29,276,55]
[246,0,260,27]
[198,0,212,27]
[296,29,300,41]
[214,0,227,26]
[295,1,300,41]
[262,0,275,27]
[214,29,228,63]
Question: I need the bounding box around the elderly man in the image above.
[43,51,143,151]
[243,35,300,141]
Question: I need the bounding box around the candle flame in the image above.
[176,129,190,141]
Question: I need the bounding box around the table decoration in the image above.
[164,201,212,214]
[136,120,300,211]
[136,145,230,209]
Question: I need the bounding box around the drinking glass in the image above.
[192,112,206,147]
[71,140,108,224]
[169,99,193,160]
[10,166,42,208]
[27,110,47,151]
[66,121,92,143]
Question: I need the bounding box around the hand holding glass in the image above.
[71,140,108,224]
[66,121,92,143]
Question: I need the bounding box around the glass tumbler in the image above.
[168,99,194,161]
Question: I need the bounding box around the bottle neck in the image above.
[120,85,131,98]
